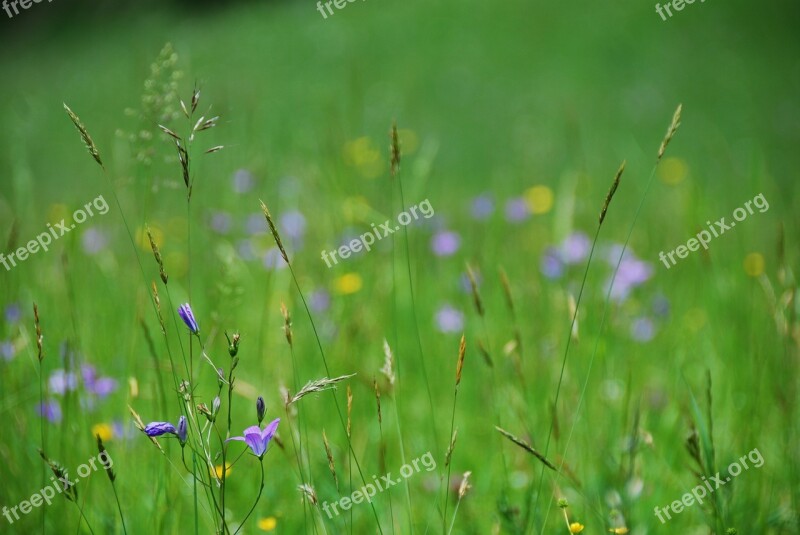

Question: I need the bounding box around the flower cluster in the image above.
[39,360,118,424]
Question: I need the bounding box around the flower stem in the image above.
[110,481,128,535]
[233,460,265,535]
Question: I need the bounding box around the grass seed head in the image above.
[657,103,683,163]
[63,103,104,168]
[599,160,625,226]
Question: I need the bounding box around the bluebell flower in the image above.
[504,198,530,223]
[560,232,591,265]
[607,258,653,301]
[80,364,118,398]
[5,303,21,324]
[470,195,494,220]
[256,396,266,425]
[245,213,266,236]
[144,421,178,437]
[280,210,306,242]
[91,378,118,398]
[431,231,461,257]
[178,304,199,334]
[226,418,280,458]
[1,340,15,361]
[540,247,565,279]
[435,305,464,333]
[652,295,670,318]
[631,317,656,342]
[263,248,289,270]
[237,239,256,261]
[38,400,62,424]
[177,416,188,445]
[209,212,233,235]
[460,271,481,293]
[49,370,78,395]
[309,289,331,313]
[232,169,255,194]
[81,227,109,255]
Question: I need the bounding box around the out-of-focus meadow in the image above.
[0,0,798,533]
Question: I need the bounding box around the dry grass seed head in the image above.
[287,374,356,406]
[259,200,289,264]
[494,426,557,471]
[63,103,104,168]
[599,160,625,226]
[657,104,683,163]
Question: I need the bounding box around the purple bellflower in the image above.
[177,416,188,445]
[144,421,178,437]
[178,304,199,334]
[226,418,280,459]
[256,396,266,425]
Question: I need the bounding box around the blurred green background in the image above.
[0,0,798,533]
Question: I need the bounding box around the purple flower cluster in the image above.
[1,303,21,362]
[208,169,307,270]
[39,363,118,423]
[539,234,665,343]
[540,231,593,279]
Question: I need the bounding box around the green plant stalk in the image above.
[441,384,459,534]
[539,154,673,531]
[110,480,128,535]
[38,360,45,535]
[232,460,265,535]
[283,262,385,535]
[526,223,603,532]
[396,177,439,451]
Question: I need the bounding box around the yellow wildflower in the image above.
[212,463,232,479]
[334,273,362,295]
[743,252,765,277]
[658,157,688,185]
[91,423,114,442]
[524,185,554,214]
[258,517,277,531]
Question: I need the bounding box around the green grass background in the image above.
[0,0,798,533]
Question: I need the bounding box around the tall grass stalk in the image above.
[442,335,466,533]
[260,200,385,534]
[390,122,439,452]
[537,105,682,532]
[525,158,625,531]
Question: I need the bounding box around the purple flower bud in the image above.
[212,396,221,416]
[178,304,199,334]
[177,416,188,445]
[256,396,266,425]
[38,400,62,424]
[144,422,177,437]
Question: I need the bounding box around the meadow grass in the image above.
[0,1,798,533]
